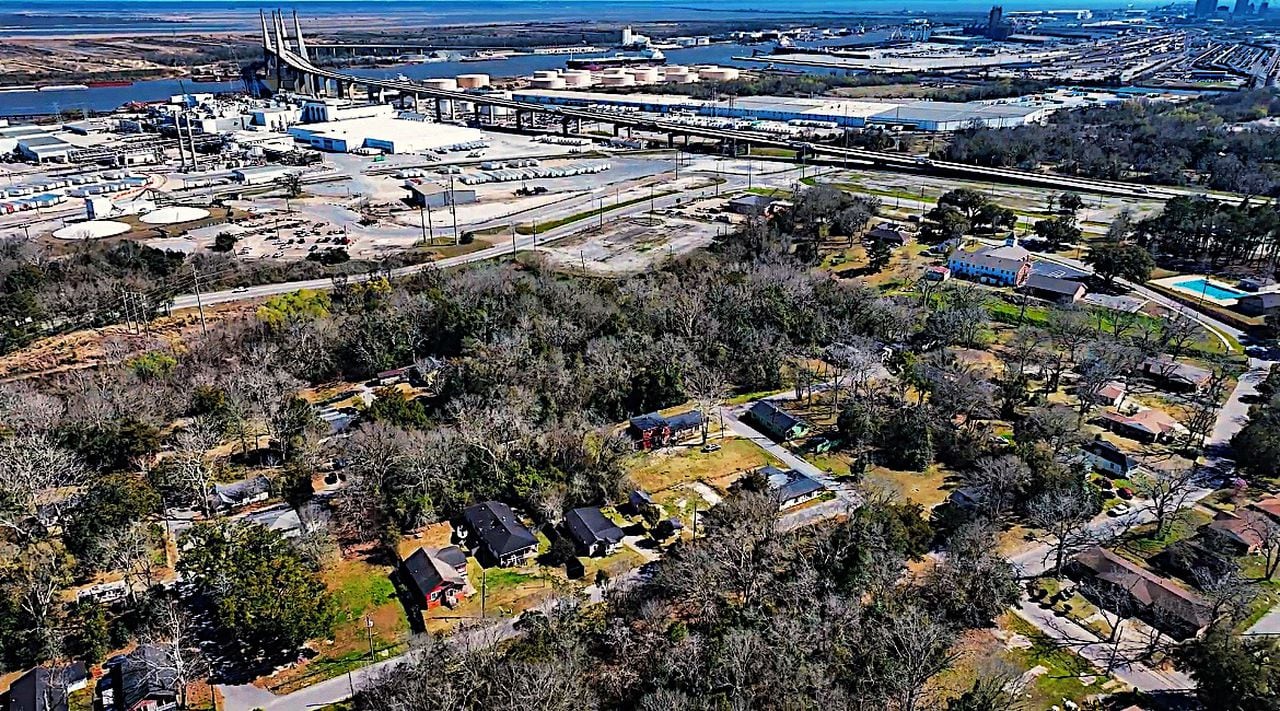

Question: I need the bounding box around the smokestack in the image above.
[175,113,188,171]
[186,114,199,171]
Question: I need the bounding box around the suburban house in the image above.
[1097,408,1184,444]
[1140,357,1213,393]
[627,489,655,514]
[746,400,811,441]
[626,409,703,450]
[207,475,271,513]
[1235,291,1280,317]
[760,465,826,510]
[4,663,88,711]
[104,645,179,711]
[1084,380,1127,408]
[401,546,469,610]
[459,501,539,567]
[946,237,1033,287]
[947,486,983,511]
[563,507,625,557]
[1066,546,1215,640]
[1251,496,1280,524]
[242,504,303,539]
[1202,510,1267,555]
[924,265,951,282]
[1023,273,1086,304]
[1081,438,1141,478]
[866,222,909,246]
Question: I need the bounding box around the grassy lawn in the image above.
[262,558,409,694]
[580,547,649,583]
[725,387,787,405]
[810,452,951,508]
[747,147,797,159]
[1115,508,1212,563]
[514,191,675,234]
[1000,614,1105,708]
[626,437,779,494]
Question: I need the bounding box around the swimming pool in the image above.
[1172,277,1247,303]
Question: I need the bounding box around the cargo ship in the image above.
[87,80,134,88]
[38,84,89,92]
[567,48,665,69]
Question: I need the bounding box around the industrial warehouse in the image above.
[509,89,1058,130]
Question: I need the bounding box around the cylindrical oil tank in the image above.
[631,67,660,84]
[456,74,490,89]
[698,66,740,81]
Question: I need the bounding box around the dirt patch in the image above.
[0,300,256,381]
[539,215,720,275]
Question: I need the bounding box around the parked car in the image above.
[1108,503,1132,516]
[1116,487,1135,500]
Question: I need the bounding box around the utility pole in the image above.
[447,173,459,245]
[481,568,487,619]
[418,203,427,245]
[191,264,208,336]
[364,616,375,659]
[120,289,134,333]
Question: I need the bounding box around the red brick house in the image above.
[401,546,469,610]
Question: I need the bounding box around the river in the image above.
[0,37,882,118]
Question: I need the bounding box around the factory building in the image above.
[232,165,299,186]
[403,180,478,208]
[287,116,484,154]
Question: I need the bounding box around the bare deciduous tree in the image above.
[141,600,209,711]
[0,434,87,540]
[169,416,222,517]
[1027,488,1099,578]
[684,365,729,445]
[1132,465,1199,539]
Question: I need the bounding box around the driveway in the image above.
[1014,597,1195,692]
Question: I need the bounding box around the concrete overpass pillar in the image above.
[561,116,570,136]
[435,98,443,122]
[515,111,525,132]
[667,133,675,148]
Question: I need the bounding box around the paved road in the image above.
[218,571,634,711]
[1208,357,1271,466]
[1015,597,1195,692]
[1002,362,1269,692]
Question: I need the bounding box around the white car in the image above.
[1108,503,1132,517]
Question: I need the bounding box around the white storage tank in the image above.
[561,70,594,87]
[532,70,559,81]
[529,77,566,90]
[662,65,690,80]
[698,66,740,81]
[598,72,635,87]
[422,78,458,91]
[456,74,490,89]
[631,67,660,85]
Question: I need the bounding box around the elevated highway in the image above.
[261,11,1212,202]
